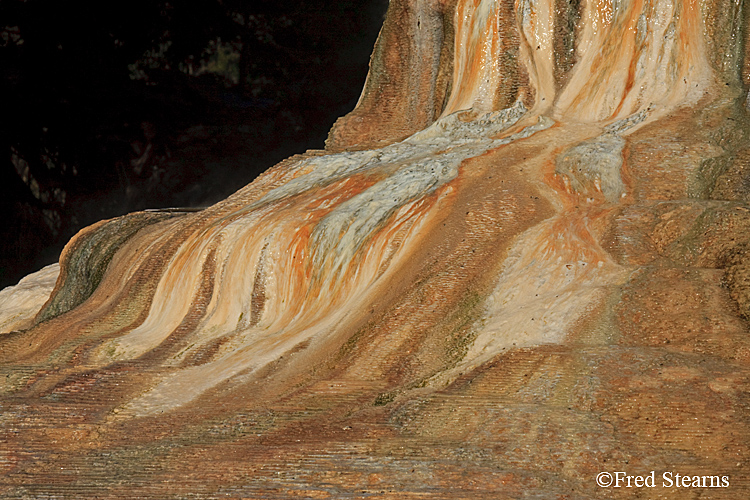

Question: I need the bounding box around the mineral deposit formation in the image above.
[2,0,750,497]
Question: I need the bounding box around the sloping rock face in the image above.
[2,0,750,497]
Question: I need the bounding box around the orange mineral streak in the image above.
[118,189,448,415]
[443,0,505,114]
[81,157,452,413]
[554,0,711,121]
[441,0,711,122]
[99,173,386,362]
[444,123,629,378]
[443,0,556,116]
[516,0,556,113]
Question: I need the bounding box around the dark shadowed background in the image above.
[0,0,388,288]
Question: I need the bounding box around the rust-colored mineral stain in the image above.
[1,0,750,497]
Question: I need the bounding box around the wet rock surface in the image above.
[2,0,750,497]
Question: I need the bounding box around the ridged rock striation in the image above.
[2,0,750,497]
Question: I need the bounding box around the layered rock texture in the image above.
[3,0,750,497]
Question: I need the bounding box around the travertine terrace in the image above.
[2,0,750,497]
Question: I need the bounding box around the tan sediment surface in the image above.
[2,0,750,497]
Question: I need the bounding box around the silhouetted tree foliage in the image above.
[0,0,387,287]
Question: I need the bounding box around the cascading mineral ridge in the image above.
[2,0,750,497]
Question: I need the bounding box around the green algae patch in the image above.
[35,212,173,324]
